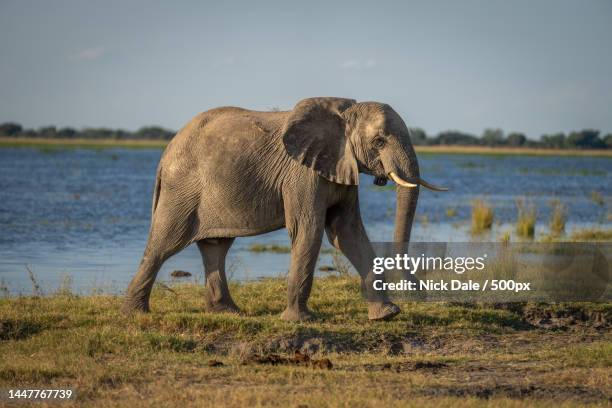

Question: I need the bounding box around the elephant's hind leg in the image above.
[197,238,241,314]
[122,196,198,314]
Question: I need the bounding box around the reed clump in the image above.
[499,231,511,244]
[590,190,604,206]
[548,199,567,236]
[516,199,537,239]
[471,199,494,234]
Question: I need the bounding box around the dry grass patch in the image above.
[570,228,612,241]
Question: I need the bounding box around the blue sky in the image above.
[1,0,611,138]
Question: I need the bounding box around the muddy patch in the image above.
[523,306,609,330]
[209,325,607,359]
[356,360,449,373]
[242,351,333,370]
[261,331,440,355]
[207,359,224,367]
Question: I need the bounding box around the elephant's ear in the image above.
[281,97,359,185]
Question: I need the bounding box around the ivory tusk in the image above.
[388,172,418,188]
[417,178,449,192]
[388,172,449,191]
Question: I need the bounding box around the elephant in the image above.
[121,97,446,321]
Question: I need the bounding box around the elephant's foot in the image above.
[121,297,150,315]
[205,299,242,315]
[368,302,401,321]
[280,307,315,322]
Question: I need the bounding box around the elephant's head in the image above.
[282,97,447,244]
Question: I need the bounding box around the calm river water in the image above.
[0,147,610,294]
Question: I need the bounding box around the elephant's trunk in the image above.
[394,185,419,243]
[391,145,421,244]
[390,173,447,242]
[384,141,447,243]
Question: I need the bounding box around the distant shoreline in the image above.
[1,136,611,157]
[0,137,167,149]
[414,145,612,157]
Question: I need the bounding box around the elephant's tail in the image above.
[151,164,162,218]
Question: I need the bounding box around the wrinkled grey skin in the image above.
[122,97,421,321]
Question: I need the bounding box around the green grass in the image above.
[0,275,610,407]
[470,199,494,234]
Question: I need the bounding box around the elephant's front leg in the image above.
[325,200,401,321]
[280,217,325,322]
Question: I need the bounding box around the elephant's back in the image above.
[167,107,286,161]
[158,105,290,201]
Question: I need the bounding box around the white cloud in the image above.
[339,58,377,70]
[71,46,105,61]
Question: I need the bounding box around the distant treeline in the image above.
[1,122,611,149]
[0,123,174,141]
[409,128,612,149]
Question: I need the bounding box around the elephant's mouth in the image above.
[373,176,388,186]
[388,172,448,192]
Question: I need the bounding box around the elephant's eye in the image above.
[372,137,386,149]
